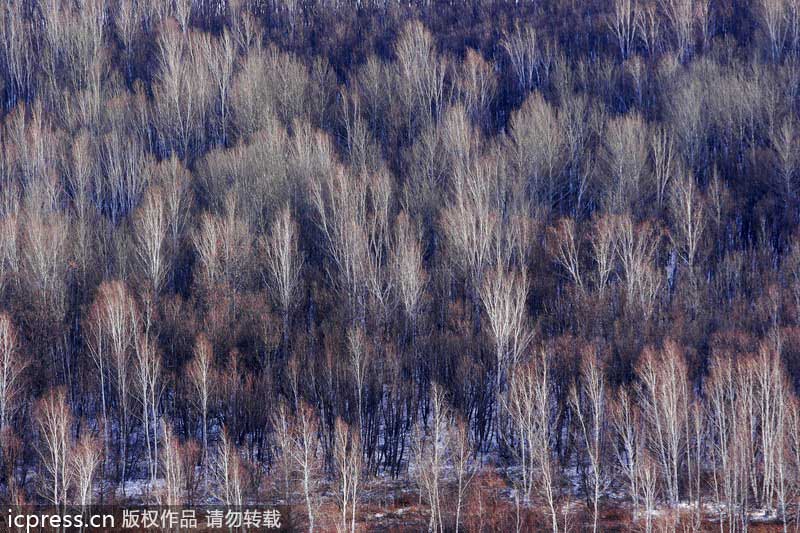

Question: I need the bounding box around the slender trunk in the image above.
[304,465,315,533]
[593,476,599,533]
[455,475,463,532]
[100,368,108,502]
[143,398,152,484]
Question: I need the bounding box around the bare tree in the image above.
[769,117,798,205]
[261,206,304,353]
[116,0,141,81]
[65,133,94,280]
[650,126,675,210]
[364,171,395,325]
[134,186,169,297]
[153,21,212,159]
[457,48,497,126]
[201,30,236,145]
[394,21,448,128]
[160,422,185,507]
[659,0,695,60]
[441,156,498,327]
[788,0,800,52]
[707,353,755,530]
[506,351,560,533]
[412,383,450,533]
[753,344,789,516]
[99,128,149,225]
[480,265,532,408]
[501,24,542,91]
[212,429,244,508]
[87,281,139,488]
[391,211,427,345]
[0,1,36,105]
[509,92,564,206]
[570,353,607,533]
[189,333,213,474]
[609,0,638,60]
[705,354,735,530]
[759,0,790,61]
[347,326,370,441]
[636,342,689,506]
[603,112,649,213]
[309,166,370,324]
[22,210,70,321]
[611,388,642,516]
[441,103,479,185]
[548,218,585,292]
[284,402,322,533]
[775,383,791,531]
[193,197,252,310]
[0,212,18,296]
[153,156,191,264]
[615,215,662,319]
[636,450,659,533]
[340,91,382,176]
[271,401,294,504]
[590,215,617,296]
[668,170,706,271]
[786,393,800,530]
[636,0,662,56]
[559,93,596,213]
[451,416,476,533]
[736,357,759,530]
[264,46,314,127]
[333,417,361,533]
[72,433,101,508]
[134,333,162,486]
[36,388,72,509]
[0,313,26,430]
[231,47,275,139]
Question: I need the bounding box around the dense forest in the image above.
[5,0,800,530]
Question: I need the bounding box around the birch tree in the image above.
[284,402,322,533]
[570,354,607,533]
[412,384,450,533]
[160,422,185,507]
[548,218,584,292]
[87,281,139,488]
[72,434,101,508]
[134,333,162,485]
[604,112,649,213]
[506,351,560,533]
[391,211,427,346]
[769,118,798,205]
[659,0,696,60]
[501,24,542,91]
[480,265,532,407]
[394,21,448,128]
[650,126,675,210]
[212,429,244,508]
[759,0,790,61]
[611,389,642,515]
[333,418,361,533]
[189,333,213,473]
[451,416,476,533]
[36,388,72,510]
[609,0,638,60]
[261,206,304,353]
[636,342,689,506]
[668,171,706,271]
[0,314,26,430]
[134,186,169,297]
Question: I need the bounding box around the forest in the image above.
[4,0,800,531]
